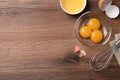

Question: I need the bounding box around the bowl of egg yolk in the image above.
[60,0,87,15]
[75,11,112,47]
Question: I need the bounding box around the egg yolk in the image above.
[61,0,85,13]
[80,26,92,38]
[87,18,100,30]
[91,30,103,43]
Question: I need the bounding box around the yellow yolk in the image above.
[61,0,85,13]
[91,30,103,43]
[80,26,92,38]
[87,18,100,30]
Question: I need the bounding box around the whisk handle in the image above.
[115,39,120,48]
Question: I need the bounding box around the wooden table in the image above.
[0,0,120,80]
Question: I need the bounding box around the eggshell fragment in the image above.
[74,45,82,53]
[79,50,86,57]
[74,45,86,58]
[79,53,84,58]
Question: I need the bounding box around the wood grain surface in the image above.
[0,0,119,80]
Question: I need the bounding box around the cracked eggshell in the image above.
[98,0,119,18]
[98,0,112,11]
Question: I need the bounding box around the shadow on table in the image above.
[63,53,80,64]
[94,57,120,79]
[95,67,120,79]
[62,52,89,65]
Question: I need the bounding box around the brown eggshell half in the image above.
[98,0,112,11]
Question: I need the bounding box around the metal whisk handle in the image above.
[115,39,120,48]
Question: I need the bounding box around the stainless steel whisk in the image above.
[89,39,120,71]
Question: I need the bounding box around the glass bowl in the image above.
[74,11,112,47]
